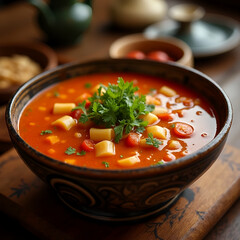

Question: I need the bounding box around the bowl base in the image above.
[59,192,181,223]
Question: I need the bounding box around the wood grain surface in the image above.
[0,145,240,240]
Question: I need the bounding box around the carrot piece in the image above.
[173,122,194,138]
[125,133,140,147]
[81,139,95,152]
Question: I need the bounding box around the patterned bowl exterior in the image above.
[5,59,232,222]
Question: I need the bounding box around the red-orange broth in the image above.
[19,73,218,169]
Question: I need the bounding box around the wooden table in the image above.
[0,0,240,239]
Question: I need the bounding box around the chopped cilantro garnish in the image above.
[146,133,162,148]
[151,160,164,166]
[54,91,60,97]
[78,77,154,143]
[170,124,175,128]
[84,83,92,88]
[72,101,87,114]
[65,147,76,155]
[24,108,32,116]
[77,150,86,156]
[40,130,52,135]
[120,155,123,158]
[102,161,110,168]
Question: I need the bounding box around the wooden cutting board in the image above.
[1,145,240,240]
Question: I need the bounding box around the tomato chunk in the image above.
[70,109,82,120]
[173,122,194,138]
[81,139,95,152]
[126,50,146,60]
[147,51,172,62]
[125,132,140,147]
[157,112,175,121]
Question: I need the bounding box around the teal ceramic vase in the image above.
[28,0,92,46]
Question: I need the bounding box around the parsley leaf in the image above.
[54,91,60,97]
[84,83,92,88]
[77,150,86,156]
[82,77,154,143]
[65,147,76,155]
[72,101,87,114]
[40,130,52,135]
[146,133,162,148]
[151,160,164,166]
[102,161,110,168]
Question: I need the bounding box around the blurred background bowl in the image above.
[109,34,193,67]
[0,41,58,105]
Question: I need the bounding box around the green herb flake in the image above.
[170,124,175,128]
[120,155,123,158]
[102,161,110,168]
[84,83,92,89]
[72,101,87,114]
[151,160,164,166]
[24,108,33,116]
[65,147,76,155]
[146,133,162,148]
[40,130,53,135]
[77,150,86,156]
[54,91,60,97]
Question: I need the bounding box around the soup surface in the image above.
[19,72,217,169]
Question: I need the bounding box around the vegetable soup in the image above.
[19,72,217,169]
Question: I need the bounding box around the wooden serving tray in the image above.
[1,145,240,240]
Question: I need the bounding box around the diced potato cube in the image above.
[168,140,181,149]
[159,86,177,97]
[90,128,114,141]
[147,126,167,139]
[141,113,158,125]
[146,95,161,105]
[117,155,140,167]
[52,115,76,130]
[152,106,168,115]
[95,140,115,157]
[53,103,76,114]
[45,135,60,145]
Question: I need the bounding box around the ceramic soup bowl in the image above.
[5,59,232,222]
